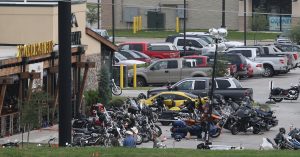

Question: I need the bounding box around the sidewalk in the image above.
[0,125,58,144]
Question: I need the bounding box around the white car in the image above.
[92,28,112,41]
[114,52,146,66]
[221,38,244,48]
[245,58,264,76]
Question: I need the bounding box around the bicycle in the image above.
[111,79,122,96]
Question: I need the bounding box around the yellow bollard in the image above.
[176,17,180,33]
[133,64,137,88]
[139,16,142,30]
[120,64,124,89]
[133,17,137,34]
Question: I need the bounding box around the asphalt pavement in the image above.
[1,68,300,149]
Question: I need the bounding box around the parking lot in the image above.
[1,57,299,150]
[129,68,300,149]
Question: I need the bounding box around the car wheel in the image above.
[263,65,274,77]
[136,77,147,87]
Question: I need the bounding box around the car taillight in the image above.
[240,64,244,69]
[256,64,262,67]
[280,59,285,64]
[293,54,298,60]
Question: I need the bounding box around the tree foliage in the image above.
[289,24,300,44]
[86,3,98,27]
[98,65,112,106]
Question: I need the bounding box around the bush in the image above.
[98,65,112,105]
[84,90,101,114]
[108,98,125,108]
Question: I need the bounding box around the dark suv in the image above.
[203,53,248,78]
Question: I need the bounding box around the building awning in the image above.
[85,27,118,52]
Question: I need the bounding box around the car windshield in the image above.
[184,92,198,99]
[232,78,243,88]
[199,36,212,44]
[122,50,142,58]
[133,50,151,59]
[115,52,127,61]
[197,38,209,47]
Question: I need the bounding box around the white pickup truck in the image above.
[226,47,289,77]
[262,45,300,69]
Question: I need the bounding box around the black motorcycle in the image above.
[269,82,300,102]
[229,106,264,135]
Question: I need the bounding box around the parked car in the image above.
[275,38,292,45]
[183,55,208,67]
[226,47,289,77]
[203,53,248,79]
[183,55,238,78]
[171,36,216,54]
[276,44,300,52]
[147,77,253,102]
[140,91,199,108]
[128,58,210,86]
[114,52,146,66]
[118,42,180,59]
[118,50,151,63]
[245,58,264,77]
[92,28,112,41]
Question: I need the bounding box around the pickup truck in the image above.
[128,58,210,86]
[226,47,289,77]
[183,55,238,78]
[262,45,300,69]
[147,77,253,101]
[118,42,180,59]
[237,45,299,70]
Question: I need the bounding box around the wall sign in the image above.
[269,16,291,31]
[16,41,54,58]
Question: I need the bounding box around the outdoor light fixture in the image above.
[202,27,227,147]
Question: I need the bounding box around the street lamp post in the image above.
[221,0,226,28]
[112,0,115,44]
[97,0,100,29]
[202,28,227,148]
[183,0,186,56]
[244,0,247,46]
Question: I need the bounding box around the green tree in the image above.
[98,65,112,106]
[251,8,268,44]
[290,24,300,44]
[21,91,48,143]
[86,3,98,27]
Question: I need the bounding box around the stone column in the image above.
[238,0,252,31]
[292,0,300,27]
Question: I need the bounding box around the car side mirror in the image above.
[173,86,178,91]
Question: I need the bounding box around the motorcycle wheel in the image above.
[231,125,239,135]
[253,127,261,134]
[210,128,221,138]
[161,121,171,126]
[136,134,143,145]
[152,112,159,123]
[273,98,283,102]
[152,125,162,137]
[112,86,122,96]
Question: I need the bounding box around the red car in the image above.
[118,42,180,59]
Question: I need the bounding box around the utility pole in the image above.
[221,0,226,28]
[183,0,186,56]
[244,0,247,46]
[58,0,72,146]
[112,0,115,44]
[97,0,100,29]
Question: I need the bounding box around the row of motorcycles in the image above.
[71,101,162,147]
[146,93,278,138]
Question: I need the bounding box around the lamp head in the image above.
[218,28,228,38]
[209,28,218,36]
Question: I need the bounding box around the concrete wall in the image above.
[101,0,240,30]
[0,5,55,44]
[292,0,300,27]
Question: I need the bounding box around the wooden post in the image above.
[76,62,95,113]
[0,78,13,116]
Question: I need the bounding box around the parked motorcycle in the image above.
[269,81,300,102]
